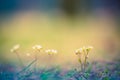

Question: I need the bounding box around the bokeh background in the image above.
[0,0,120,68]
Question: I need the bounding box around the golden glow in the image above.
[0,11,119,68]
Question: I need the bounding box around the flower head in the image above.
[86,46,93,53]
[11,44,20,53]
[82,46,86,52]
[45,49,58,55]
[32,45,42,52]
[75,45,93,71]
[75,48,83,55]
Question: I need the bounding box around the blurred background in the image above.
[0,0,120,68]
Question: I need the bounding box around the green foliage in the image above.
[0,60,120,80]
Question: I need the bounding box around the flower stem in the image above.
[15,52,24,67]
[34,52,38,72]
[78,58,83,71]
[84,52,88,71]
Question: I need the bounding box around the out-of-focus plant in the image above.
[32,45,42,71]
[45,49,58,67]
[32,45,42,52]
[11,44,24,67]
[75,48,83,71]
[32,45,42,60]
[75,46,93,71]
[45,49,58,55]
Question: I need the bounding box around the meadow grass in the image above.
[0,45,119,80]
[0,60,120,80]
[0,12,120,80]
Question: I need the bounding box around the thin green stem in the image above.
[34,52,38,72]
[78,58,83,71]
[17,59,37,75]
[84,51,88,71]
[15,52,24,67]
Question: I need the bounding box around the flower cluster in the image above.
[45,49,58,55]
[10,44,20,53]
[10,44,93,72]
[10,44,24,66]
[32,45,42,52]
[75,46,93,71]
[32,45,58,55]
[10,44,58,67]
